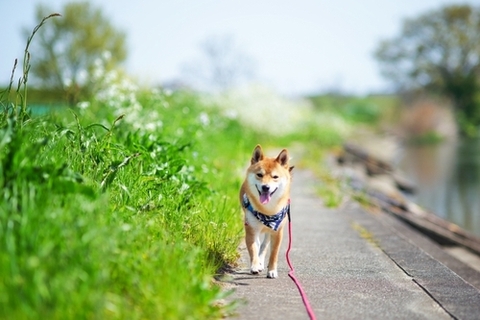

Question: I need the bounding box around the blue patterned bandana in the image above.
[242,194,289,231]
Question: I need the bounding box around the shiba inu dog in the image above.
[240,145,293,278]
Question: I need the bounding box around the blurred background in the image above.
[2,0,480,236]
[4,0,478,96]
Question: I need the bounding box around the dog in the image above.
[239,145,293,278]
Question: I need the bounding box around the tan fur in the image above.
[239,144,293,278]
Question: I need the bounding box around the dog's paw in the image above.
[250,263,264,274]
[250,267,261,274]
[267,270,278,279]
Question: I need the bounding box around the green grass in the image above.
[408,130,445,144]
[307,93,400,127]
[0,15,266,317]
[0,88,260,318]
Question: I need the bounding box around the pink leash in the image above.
[286,201,317,320]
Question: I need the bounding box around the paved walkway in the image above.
[225,170,480,319]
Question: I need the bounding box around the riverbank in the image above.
[330,131,480,269]
[225,169,480,319]
[398,137,480,237]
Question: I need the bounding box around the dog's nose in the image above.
[261,185,270,192]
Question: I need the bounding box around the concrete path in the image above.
[225,170,480,319]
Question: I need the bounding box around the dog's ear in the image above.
[251,145,264,164]
[276,149,289,168]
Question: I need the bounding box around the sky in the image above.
[2,0,480,96]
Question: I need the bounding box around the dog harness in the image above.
[242,194,289,231]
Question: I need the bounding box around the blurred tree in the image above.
[27,1,127,105]
[375,5,480,136]
[182,35,255,92]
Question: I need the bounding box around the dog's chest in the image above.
[244,208,287,232]
[245,210,266,230]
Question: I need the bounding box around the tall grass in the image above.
[0,14,269,319]
[1,90,260,318]
[1,13,61,123]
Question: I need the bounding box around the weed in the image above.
[0,13,249,319]
[0,13,60,123]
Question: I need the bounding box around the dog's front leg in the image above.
[258,233,270,271]
[267,228,284,278]
[245,225,263,274]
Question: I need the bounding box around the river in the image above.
[399,137,480,237]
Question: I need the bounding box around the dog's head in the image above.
[246,145,293,206]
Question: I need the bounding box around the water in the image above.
[399,138,480,237]
[29,104,64,115]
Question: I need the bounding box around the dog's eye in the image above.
[272,175,279,179]
[256,173,263,178]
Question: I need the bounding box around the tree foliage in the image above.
[27,1,127,104]
[375,4,480,135]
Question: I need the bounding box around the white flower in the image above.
[224,109,238,119]
[77,101,90,109]
[78,69,88,84]
[64,78,72,87]
[179,183,190,193]
[145,123,156,131]
[102,51,112,61]
[212,84,313,135]
[199,112,210,126]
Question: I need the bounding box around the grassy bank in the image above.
[0,86,267,318]
[1,35,276,317]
